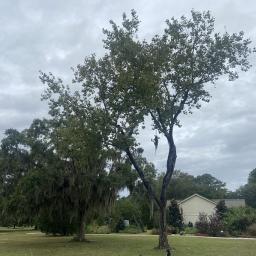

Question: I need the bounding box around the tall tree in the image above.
[41,10,252,250]
[40,79,132,241]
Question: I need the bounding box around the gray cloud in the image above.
[0,0,255,190]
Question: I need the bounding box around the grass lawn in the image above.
[0,231,256,256]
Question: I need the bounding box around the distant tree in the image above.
[166,171,229,200]
[195,174,227,199]
[236,168,256,208]
[110,197,144,232]
[40,10,252,250]
[248,168,256,184]
[166,171,196,199]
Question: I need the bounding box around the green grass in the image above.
[0,231,255,256]
[0,227,34,233]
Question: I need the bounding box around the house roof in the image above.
[178,193,217,206]
[213,199,246,208]
[167,194,246,208]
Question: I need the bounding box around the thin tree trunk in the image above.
[158,206,170,249]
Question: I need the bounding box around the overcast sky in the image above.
[0,0,255,190]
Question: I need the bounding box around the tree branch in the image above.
[125,147,161,208]
[171,88,190,130]
[149,110,169,139]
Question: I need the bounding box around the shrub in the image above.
[168,200,183,231]
[216,200,228,220]
[208,214,224,236]
[195,213,209,234]
[224,207,256,235]
[247,223,256,237]
[114,219,126,233]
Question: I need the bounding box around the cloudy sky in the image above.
[0,0,255,190]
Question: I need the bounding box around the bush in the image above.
[208,214,224,236]
[168,200,183,231]
[195,213,224,236]
[114,219,126,233]
[224,207,256,235]
[247,223,256,237]
[216,200,228,220]
[195,213,209,234]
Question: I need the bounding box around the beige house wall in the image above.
[179,195,216,225]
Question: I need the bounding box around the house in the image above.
[170,194,245,225]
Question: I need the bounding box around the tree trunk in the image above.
[125,133,176,251]
[158,206,170,250]
[75,208,86,242]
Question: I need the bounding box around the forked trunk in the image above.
[158,206,170,250]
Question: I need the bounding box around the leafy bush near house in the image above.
[195,213,224,236]
[195,213,209,234]
[224,207,256,235]
[208,214,224,236]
